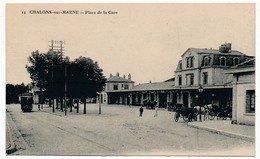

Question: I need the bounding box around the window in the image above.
[124,84,129,89]
[178,75,182,85]
[190,74,194,85]
[246,90,255,113]
[186,74,194,85]
[220,57,226,66]
[143,94,147,100]
[179,61,182,70]
[233,57,239,66]
[186,56,194,68]
[203,56,211,66]
[122,84,124,88]
[203,72,208,84]
[113,84,118,90]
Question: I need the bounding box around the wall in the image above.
[234,82,255,125]
[106,82,134,91]
[214,68,233,85]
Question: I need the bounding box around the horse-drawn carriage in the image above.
[174,105,197,122]
[194,104,232,120]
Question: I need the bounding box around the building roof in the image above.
[107,75,134,83]
[231,58,255,68]
[106,81,175,93]
[132,81,175,91]
[106,81,232,93]
[181,48,246,57]
[225,58,255,74]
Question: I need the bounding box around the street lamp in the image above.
[96,92,101,114]
[128,94,132,106]
[198,85,203,122]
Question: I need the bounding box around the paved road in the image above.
[6,104,254,156]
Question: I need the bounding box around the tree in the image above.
[6,83,28,104]
[26,50,64,107]
[67,56,106,113]
[26,50,106,114]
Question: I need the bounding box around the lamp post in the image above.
[97,92,101,114]
[128,94,132,106]
[198,85,203,122]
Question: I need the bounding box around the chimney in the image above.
[219,43,232,53]
[116,72,119,76]
[123,75,126,78]
[128,74,131,80]
[110,74,112,77]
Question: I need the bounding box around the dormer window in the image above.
[203,56,211,66]
[220,57,226,66]
[233,57,239,66]
[186,56,194,68]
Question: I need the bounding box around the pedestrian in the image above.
[139,105,144,117]
[38,104,40,111]
[154,106,158,117]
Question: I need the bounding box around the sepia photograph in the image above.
[3,1,257,158]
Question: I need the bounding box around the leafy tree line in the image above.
[6,83,28,104]
[26,50,106,113]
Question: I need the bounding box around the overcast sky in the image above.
[6,3,255,85]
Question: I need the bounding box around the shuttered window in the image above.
[246,90,255,113]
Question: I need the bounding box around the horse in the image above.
[193,105,210,120]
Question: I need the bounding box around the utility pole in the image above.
[65,65,67,116]
[49,40,65,113]
[50,40,54,113]
[41,79,43,109]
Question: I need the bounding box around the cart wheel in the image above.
[174,112,179,122]
[217,112,222,120]
[208,111,215,120]
[193,113,197,121]
[183,114,189,122]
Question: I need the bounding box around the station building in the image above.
[104,43,255,113]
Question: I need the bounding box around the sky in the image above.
[5,3,255,85]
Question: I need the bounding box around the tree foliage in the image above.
[67,56,106,99]
[26,51,106,101]
[6,83,28,104]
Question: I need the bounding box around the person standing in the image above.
[154,106,158,117]
[139,106,144,117]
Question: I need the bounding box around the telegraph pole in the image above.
[64,65,67,116]
[49,40,65,113]
[51,40,54,112]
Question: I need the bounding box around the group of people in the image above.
[139,105,159,117]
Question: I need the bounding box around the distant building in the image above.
[225,58,255,125]
[28,83,41,104]
[100,73,134,104]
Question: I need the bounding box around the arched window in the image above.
[220,57,226,66]
[233,57,239,66]
[203,56,211,66]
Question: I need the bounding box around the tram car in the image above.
[20,93,33,112]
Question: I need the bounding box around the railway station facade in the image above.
[103,43,255,112]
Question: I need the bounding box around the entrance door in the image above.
[183,92,189,107]
[159,93,167,108]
